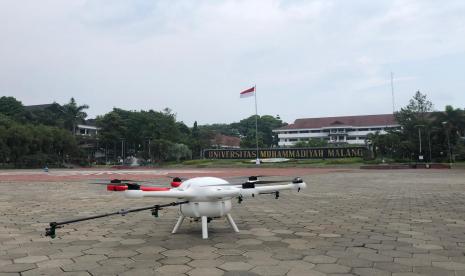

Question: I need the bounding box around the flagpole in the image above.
[254,84,259,165]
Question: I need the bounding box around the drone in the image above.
[45,176,307,239]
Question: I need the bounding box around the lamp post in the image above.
[415,125,425,162]
[427,128,432,163]
[442,121,452,167]
[120,138,125,164]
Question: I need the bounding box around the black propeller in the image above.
[88,179,165,187]
[166,175,187,181]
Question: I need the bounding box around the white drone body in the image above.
[125,176,306,239]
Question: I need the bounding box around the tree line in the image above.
[1,91,463,168]
[0,96,285,167]
[367,91,465,162]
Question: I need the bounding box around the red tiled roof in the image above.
[211,134,241,147]
[277,114,397,130]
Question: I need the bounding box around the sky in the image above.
[1,0,465,126]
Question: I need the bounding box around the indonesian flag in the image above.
[240,86,255,98]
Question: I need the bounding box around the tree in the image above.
[232,115,285,148]
[0,96,24,119]
[62,98,89,133]
[394,91,434,159]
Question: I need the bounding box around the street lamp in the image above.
[442,121,453,167]
[414,125,425,162]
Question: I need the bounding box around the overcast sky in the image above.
[1,0,464,126]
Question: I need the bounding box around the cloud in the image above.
[0,0,464,125]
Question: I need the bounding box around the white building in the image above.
[273,114,399,146]
[76,124,99,136]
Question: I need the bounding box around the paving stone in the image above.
[155,264,192,274]
[135,246,167,254]
[119,268,156,276]
[394,257,432,266]
[161,249,190,257]
[36,259,73,268]
[353,267,391,276]
[61,261,101,272]
[218,262,254,271]
[188,259,225,268]
[374,262,412,273]
[314,263,351,273]
[287,269,326,276]
[21,267,63,276]
[337,257,373,268]
[160,256,192,265]
[14,256,48,264]
[358,253,393,262]
[413,244,443,250]
[250,265,290,276]
[88,264,128,275]
[223,272,260,276]
[3,170,465,276]
[303,255,337,264]
[0,264,36,273]
[188,267,224,276]
[431,261,465,270]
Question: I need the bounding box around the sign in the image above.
[203,147,367,160]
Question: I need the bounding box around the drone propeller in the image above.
[166,175,187,181]
[199,179,291,188]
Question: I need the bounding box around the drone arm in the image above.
[254,181,306,194]
[124,189,191,198]
[45,201,188,238]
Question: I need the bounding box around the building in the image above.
[75,124,99,136]
[210,134,241,149]
[273,114,399,146]
[76,119,99,136]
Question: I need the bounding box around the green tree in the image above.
[62,98,89,133]
[0,96,24,119]
[394,91,434,159]
[232,115,285,148]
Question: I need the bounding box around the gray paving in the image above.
[1,169,465,275]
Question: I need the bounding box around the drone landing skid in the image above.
[172,213,239,239]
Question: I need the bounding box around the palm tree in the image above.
[435,105,464,139]
[62,98,89,134]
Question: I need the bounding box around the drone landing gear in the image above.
[226,213,240,233]
[171,213,240,239]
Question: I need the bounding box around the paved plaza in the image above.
[1,168,465,275]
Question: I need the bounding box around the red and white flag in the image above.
[240,86,255,98]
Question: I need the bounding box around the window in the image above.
[299,130,309,133]
[358,128,368,131]
[311,130,321,133]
